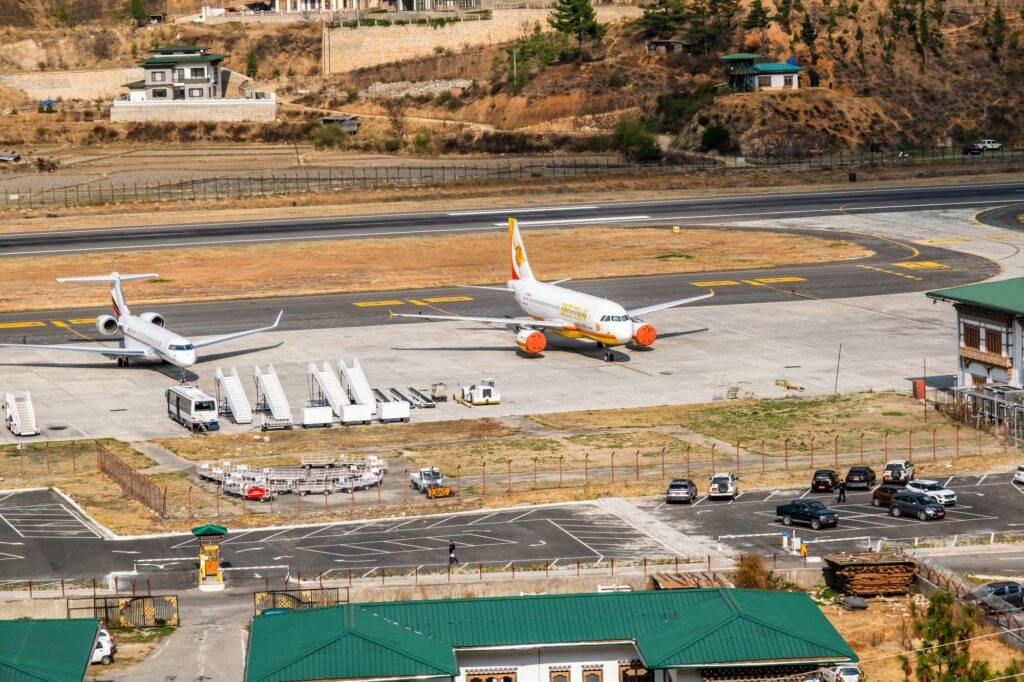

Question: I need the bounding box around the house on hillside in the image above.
[111,45,276,122]
[720,53,804,92]
[244,589,858,682]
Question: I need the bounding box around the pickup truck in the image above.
[409,467,444,493]
[775,499,839,530]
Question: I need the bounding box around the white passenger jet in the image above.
[0,273,282,369]
[391,218,713,361]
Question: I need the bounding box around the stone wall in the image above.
[109,99,277,122]
[322,6,642,74]
[0,68,144,101]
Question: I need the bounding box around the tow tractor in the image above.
[456,378,500,406]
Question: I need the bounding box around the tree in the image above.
[638,0,688,39]
[245,50,259,79]
[128,0,146,26]
[380,96,410,139]
[743,0,772,47]
[987,4,1007,57]
[701,122,730,150]
[799,11,819,63]
[612,115,660,161]
[548,0,606,62]
[855,25,866,70]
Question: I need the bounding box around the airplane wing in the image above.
[390,310,570,330]
[0,342,148,356]
[192,311,284,350]
[627,291,715,317]
[458,284,512,292]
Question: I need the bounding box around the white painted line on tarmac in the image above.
[235,547,263,553]
[944,477,954,487]
[498,216,651,227]
[977,474,989,485]
[466,513,497,526]
[450,206,598,216]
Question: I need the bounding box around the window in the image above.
[620,665,654,682]
[584,671,603,682]
[151,71,165,82]
[972,374,987,386]
[985,328,1003,354]
[468,672,516,682]
[174,68,185,81]
[783,75,793,88]
[963,323,981,349]
[550,672,570,682]
[188,88,204,97]
[189,67,206,78]
[151,89,167,98]
[758,75,772,88]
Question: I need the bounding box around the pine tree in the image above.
[743,0,772,47]
[548,0,606,63]
[799,11,818,63]
[245,51,259,79]
[638,0,688,39]
[855,25,866,70]
[988,4,1007,56]
[128,0,146,26]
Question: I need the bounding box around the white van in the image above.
[166,386,220,432]
[92,638,114,665]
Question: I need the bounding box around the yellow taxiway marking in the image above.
[756,276,806,284]
[690,280,740,287]
[857,264,923,281]
[355,296,475,308]
[697,276,806,288]
[68,318,96,325]
[892,261,949,270]
[0,321,46,329]
[917,237,971,245]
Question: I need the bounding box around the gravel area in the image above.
[363,79,473,99]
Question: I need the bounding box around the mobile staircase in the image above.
[3,391,38,436]
[308,362,349,416]
[252,365,293,430]
[215,367,252,425]
[339,358,376,414]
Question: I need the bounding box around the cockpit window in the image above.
[169,344,194,351]
[601,315,628,322]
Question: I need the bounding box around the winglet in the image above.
[273,311,284,328]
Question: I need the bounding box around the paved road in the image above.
[976,203,1024,229]
[1,180,1022,256]
[0,228,997,341]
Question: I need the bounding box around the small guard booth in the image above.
[193,524,227,592]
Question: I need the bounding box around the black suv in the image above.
[811,469,840,492]
[963,144,984,156]
[846,465,876,489]
[889,491,945,520]
[871,484,902,507]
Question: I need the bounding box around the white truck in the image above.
[409,467,444,493]
[978,139,1003,150]
[166,386,219,432]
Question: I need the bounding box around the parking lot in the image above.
[640,472,1024,557]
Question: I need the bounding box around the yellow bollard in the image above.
[800,542,808,558]
[672,225,681,234]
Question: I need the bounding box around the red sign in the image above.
[246,487,266,499]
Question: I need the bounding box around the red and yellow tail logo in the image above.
[514,243,525,268]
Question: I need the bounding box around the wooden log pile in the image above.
[824,552,917,596]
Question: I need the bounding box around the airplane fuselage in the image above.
[117,316,198,367]
[512,280,634,346]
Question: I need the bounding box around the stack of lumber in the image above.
[824,552,917,596]
[653,572,730,589]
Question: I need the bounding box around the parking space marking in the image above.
[977,474,989,485]
[297,531,516,559]
[0,504,99,540]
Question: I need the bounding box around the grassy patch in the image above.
[653,251,694,261]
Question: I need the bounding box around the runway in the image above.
[1,180,1022,256]
[0,228,998,342]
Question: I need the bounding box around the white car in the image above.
[1014,465,1024,484]
[905,479,957,506]
[978,139,1003,150]
[98,627,116,654]
[707,472,739,500]
[820,665,860,682]
[882,459,915,484]
[91,639,114,666]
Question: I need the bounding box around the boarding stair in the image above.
[215,367,253,424]
[3,391,38,437]
[308,362,351,417]
[339,358,376,414]
[252,365,293,429]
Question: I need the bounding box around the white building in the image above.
[244,589,858,682]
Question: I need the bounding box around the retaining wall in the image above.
[0,68,145,101]
[109,99,277,122]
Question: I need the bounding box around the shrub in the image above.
[612,116,660,161]
[311,124,346,148]
[412,130,432,152]
[733,554,773,589]
[346,88,359,103]
[382,137,401,152]
[655,80,716,132]
[700,122,730,151]
[608,71,625,87]
[587,134,611,152]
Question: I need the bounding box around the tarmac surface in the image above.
[1,180,1021,256]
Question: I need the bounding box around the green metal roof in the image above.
[928,278,1024,315]
[245,590,856,681]
[140,54,225,65]
[0,618,98,682]
[720,52,764,60]
[122,80,145,88]
[150,44,209,53]
[754,62,804,73]
[191,524,228,536]
[246,605,458,682]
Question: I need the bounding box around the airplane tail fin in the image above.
[56,272,157,318]
[508,218,535,281]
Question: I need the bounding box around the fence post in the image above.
[860,433,864,464]
[711,444,716,475]
[456,465,462,498]
[404,468,408,504]
[884,432,889,460]
[956,425,960,459]
[506,459,512,493]
[45,443,50,473]
[834,435,839,468]
[71,441,77,472]
[661,447,666,480]
[909,430,913,461]
[810,436,815,468]
[784,439,790,470]
[686,444,691,478]
[611,451,615,484]
[559,455,564,488]
[635,450,640,482]
[187,486,193,520]
[533,458,538,490]
[735,441,740,476]
[584,453,589,488]
[482,461,487,495]
[933,428,937,462]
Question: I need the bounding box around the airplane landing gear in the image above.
[117,357,127,367]
[602,346,614,362]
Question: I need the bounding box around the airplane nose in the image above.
[184,352,197,367]
[617,323,633,344]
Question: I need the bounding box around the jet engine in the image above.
[140,312,165,328]
[515,328,547,355]
[631,322,657,347]
[95,315,119,336]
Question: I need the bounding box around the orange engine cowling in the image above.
[632,323,657,347]
[515,329,547,355]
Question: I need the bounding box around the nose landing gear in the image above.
[601,345,614,362]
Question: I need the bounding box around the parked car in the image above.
[889,491,945,520]
[707,472,739,500]
[1014,464,1024,485]
[871,484,902,507]
[820,665,861,682]
[665,478,697,504]
[963,144,984,156]
[905,479,957,505]
[811,469,841,492]
[965,581,1024,613]
[98,627,116,654]
[882,459,915,484]
[321,115,359,134]
[845,465,876,489]
[978,139,1003,150]
[776,499,839,530]
[0,151,20,163]
[91,639,114,666]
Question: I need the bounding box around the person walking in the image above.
[837,477,847,504]
[448,540,459,566]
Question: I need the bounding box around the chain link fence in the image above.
[3,146,1022,210]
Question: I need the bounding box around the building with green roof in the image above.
[245,589,856,682]
[719,53,804,92]
[0,618,99,681]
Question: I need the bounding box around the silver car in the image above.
[665,479,697,504]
